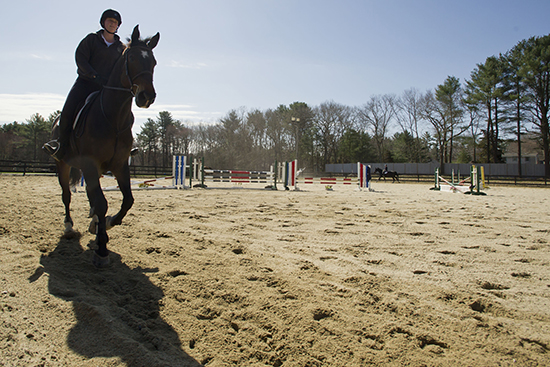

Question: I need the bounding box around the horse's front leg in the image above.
[57,162,74,234]
[83,168,110,267]
[107,162,134,229]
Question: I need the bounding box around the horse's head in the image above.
[125,25,160,108]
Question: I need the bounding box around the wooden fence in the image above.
[0,160,172,178]
[1,160,548,186]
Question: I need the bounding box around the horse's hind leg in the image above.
[82,167,110,267]
[108,163,134,229]
[57,162,74,234]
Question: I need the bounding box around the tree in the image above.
[0,122,24,160]
[22,113,50,161]
[265,106,289,165]
[466,57,507,163]
[436,76,467,163]
[502,44,531,176]
[136,118,160,166]
[288,102,315,168]
[244,109,268,168]
[313,101,354,168]
[338,129,376,164]
[356,94,396,162]
[156,111,179,167]
[395,88,426,162]
[422,76,468,169]
[462,100,483,163]
[389,131,414,163]
[520,34,550,177]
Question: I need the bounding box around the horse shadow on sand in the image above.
[36,233,202,367]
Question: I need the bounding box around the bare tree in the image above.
[422,77,468,169]
[395,88,425,162]
[356,94,396,162]
[265,107,289,164]
[312,101,355,167]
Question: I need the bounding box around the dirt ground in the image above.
[0,175,549,366]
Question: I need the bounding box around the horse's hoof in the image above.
[63,229,80,239]
[89,215,99,234]
[64,222,74,233]
[92,251,110,268]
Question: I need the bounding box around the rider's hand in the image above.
[92,73,108,86]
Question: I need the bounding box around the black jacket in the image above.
[75,30,124,82]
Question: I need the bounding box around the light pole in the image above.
[291,117,300,161]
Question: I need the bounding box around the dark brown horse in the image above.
[52,25,159,267]
[374,167,400,182]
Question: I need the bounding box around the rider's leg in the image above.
[43,78,99,160]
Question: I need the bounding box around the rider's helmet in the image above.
[100,9,122,29]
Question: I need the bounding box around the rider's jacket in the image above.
[75,30,124,82]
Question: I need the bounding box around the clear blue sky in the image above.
[1,0,549,135]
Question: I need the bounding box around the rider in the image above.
[43,9,124,161]
[383,164,388,175]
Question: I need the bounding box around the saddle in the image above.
[73,91,100,138]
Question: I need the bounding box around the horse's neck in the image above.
[102,58,133,127]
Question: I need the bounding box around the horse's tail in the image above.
[69,167,82,188]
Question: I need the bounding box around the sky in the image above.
[1,0,549,135]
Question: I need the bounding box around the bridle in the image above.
[103,46,154,97]
[100,45,154,134]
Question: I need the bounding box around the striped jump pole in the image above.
[466,165,487,195]
[358,162,371,190]
[284,159,297,190]
[192,158,277,189]
[172,155,187,189]
[278,160,371,190]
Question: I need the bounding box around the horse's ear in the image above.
[148,33,160,49]
[131,25,140,43]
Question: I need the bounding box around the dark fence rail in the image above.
[2,160,548,187]
[0,160,172,178]
[326,162,547,177]
[325,162,549,187]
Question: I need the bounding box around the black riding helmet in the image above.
[100,9,122,29]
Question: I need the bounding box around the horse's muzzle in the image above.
[136,90,156,108]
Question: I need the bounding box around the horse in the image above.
[374,167,400,182]
[51,25,160,267]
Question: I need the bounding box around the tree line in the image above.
[2,34,549,176]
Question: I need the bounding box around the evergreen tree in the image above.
[338,129,375,164]
[23,113,50,161]
[520,34,550,177]
[465,56,507,163]
[502,44,531,176]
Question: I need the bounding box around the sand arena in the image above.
[0,175,549,366]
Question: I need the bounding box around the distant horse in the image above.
[374,167,400,182]
[51,25,160,267]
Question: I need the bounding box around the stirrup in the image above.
[42,140,64,162]
[42,141,60,156]
[130,147,139,156]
